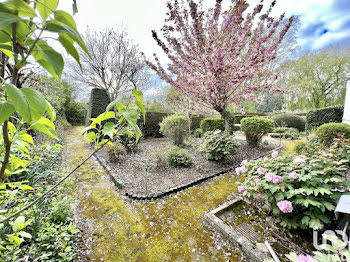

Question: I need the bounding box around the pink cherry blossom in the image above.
[272,175,282,184]
[288,172,299,179]
[257,193,263,200]
[271,151,278,159]
[265,172,274,182]
[237,186,244,193]
[277,200,293,213]
[240,166,247,174]
[235,167,241,176]
[257,167,266,175]
[296,254,317,262]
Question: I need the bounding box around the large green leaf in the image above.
[0,0,36,18]
[35,40,64,78]
[123,109,142,142]
[5,83,31,123]
[132,89,144,103]
[37,0,58,21]
[58,33,80,66]
[54,10,77,29]
[0,30,11,43]
[45,20,89,55]
[21,88,46,124]
[0,101,15,124]
[91,111,115,126]
[0,12,20,26]
[45,100,56,121]
[30,123,59,140]
[0,42,13,58]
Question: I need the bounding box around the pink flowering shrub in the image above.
[238,141,350,230]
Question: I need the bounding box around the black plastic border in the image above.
[124,145,284,200]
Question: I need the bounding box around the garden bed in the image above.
[95,137,278,197]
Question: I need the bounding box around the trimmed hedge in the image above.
[86,88,111,124]
[316,123,350,143]
[271,113,305,132]
[241,117,275,147]
[306,106,344,131]
[65,102,88,125]
[200,118,225,132]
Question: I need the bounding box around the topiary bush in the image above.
[241,117,274,147]
[316,123,350,143]
[86,88,111,124]
[199,130,238,161]
[194,128,204,138]
[200,118,225,132]
[167,146,192,167]
[271,113,305,132]
[65,102,88,125]
[159,115,189,145]
[306,105,344,131]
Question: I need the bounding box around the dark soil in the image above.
[96,136,278,196]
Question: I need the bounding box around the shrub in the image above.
[65,102,88,125]
[200,117,225,132]
[167,146,192,167]
[316,123,350,143]
[119,133,139,153]
[150,149,167,168]
[194,128,204,138]
[139,112,170,138]
[306,105,344,131]
[271,113,305,132]
[86,88,111,124]
[105,142,127,161]
[199,130,238,161]
[159,115,189,145]
[269,128,300,140]
[240,117,274,147]
[238,140,350,230]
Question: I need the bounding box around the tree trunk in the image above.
[220,109,231,133]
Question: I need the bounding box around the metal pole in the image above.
[264,241,281,262]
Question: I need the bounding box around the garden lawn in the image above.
[63,126,244,261]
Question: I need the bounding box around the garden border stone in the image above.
[203,199,270,262]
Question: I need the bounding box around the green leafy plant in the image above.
[239,140,349,230]
[159,115,189,145]
[240,117,274,147]
[272,113,306,132]
[200,118,225,132]
[167,146,192,167]
[194,128,204,138]
[198,130,238,161]
[316,123,350,143]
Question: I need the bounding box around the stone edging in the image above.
[123,145,284,200]
[203,199,270,262]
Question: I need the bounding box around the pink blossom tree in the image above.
[144,0,293,132]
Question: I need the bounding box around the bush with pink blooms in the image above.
[237,143,350,230]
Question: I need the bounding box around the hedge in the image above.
[316,123,350,143]
[271,113,305,132]
[200,118,225,132]
[86,88,111,124]
[306,105,344,131]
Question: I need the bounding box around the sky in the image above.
[57,0,350,100]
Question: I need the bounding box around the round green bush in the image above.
[200,118,225,132]
[271,113,305,132]
[167,146,192,167]
[199,130,238,161]
[316,123,350,143]
[240,117,274,147]
[159,115,189,145]
[194,128,204,138]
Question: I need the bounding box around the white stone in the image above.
[343,81,350,125]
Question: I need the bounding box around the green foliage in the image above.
[240,117,274,147]
[167,146,192,167]
[65,102,87,125]
[159,115,189,145]
[271,113,305,132]
[194,128,204,138]
[306,105,344,131]
[270,127,300,140]
[200,118,225,132]
[240,138,350,230]
[105,142,127,161]
[199,130,238,161]
[86,88,111,123]
[316,123,350,143]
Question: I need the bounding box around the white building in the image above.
[343,81,350,125]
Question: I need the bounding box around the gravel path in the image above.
[62,126,246,262]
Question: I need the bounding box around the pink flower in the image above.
[265,172,274,182]
[294,157,306,164]
[272,175,282,184]
[257,167,266,175]
[277,200,293,213]
[257,193,263,200]
[237,186,244,193]
[235,167,241,176]
[255,178,260,183]
[288,172,299,179]
[297,254,317,262]
[240,166,247,174]
[241,159,248,166]
[271,151,278,159]
[240,108,245,115]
